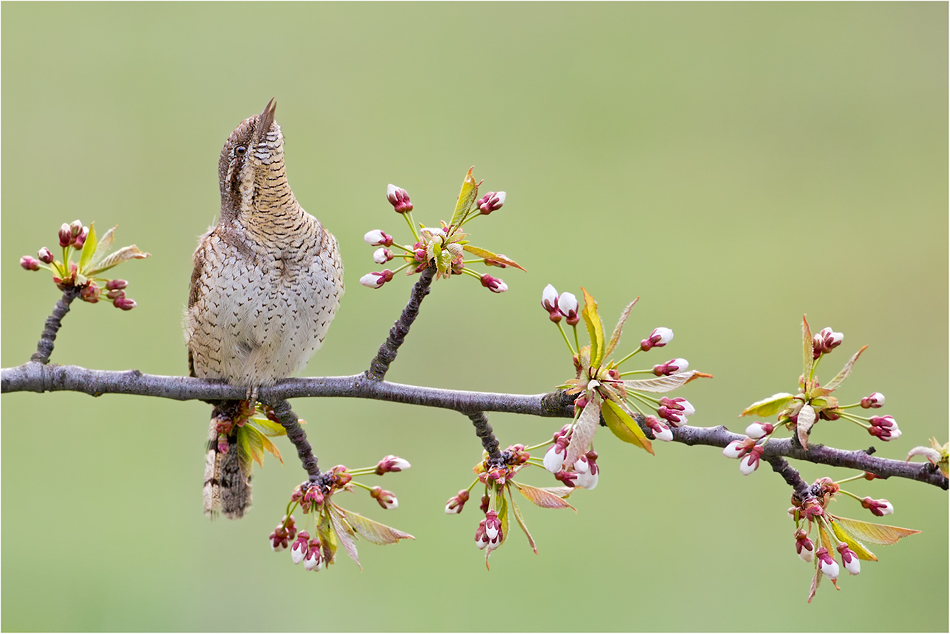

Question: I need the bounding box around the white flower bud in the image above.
[652,327,674,345]
[558,292,579,318]
[541,284,559,312]
[543,443,566,473]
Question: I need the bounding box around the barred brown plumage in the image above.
[186,99,344,519]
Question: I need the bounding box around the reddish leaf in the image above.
[802,315,814,381]
[797,404,816,449]
[565,395,601,467]
[328,503,361,570]
[461,245,525,271]
[623,370,712,394]
[343,509,414,545]
[823,346,868,392]
[604,298,639,358]
[508,488,537,554]
[512,482,576,510]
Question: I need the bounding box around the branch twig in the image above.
[31,287,80,364]
[365,266,435,381]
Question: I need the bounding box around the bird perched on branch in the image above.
[185,99,344,518]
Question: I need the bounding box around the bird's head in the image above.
[218,98,284,216]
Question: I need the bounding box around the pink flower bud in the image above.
[653,358,689,376]
[59,223,73,247]
[72,227,88,249]
[480,274,507,293]
[745,422,775,440]
[370,486,398,510]
[484,510,501,541]
[554,469,578,488]
[113,297,137,311]
[861,392,885,409]
[476,191,506,215]
[868,415,900,441]
[816,547,839,580]
[106,279,128,290]
[80,283,100,303]
[645,415,673,442]
[373,247,394,264]
[739,445,764,475]
[363,229,394,247]
[836,543,860,575]
[479,494,490,515]
[445,489,470,514]
[861,497,894,517]
[37,247,54,264]
[375,455,411,475]
[640,327,673,351]
[475,519,489,550]
[818,327,844,353]
[290,532,310,564]
[484,254,509,268]
[360,269,394,289]
[543,440,568,473]
[20,256,40,271]
[303,539,323,571]
[69,219,83,238]
[795,529,815,563]
[386,184,413,213]
[573,455,590,473]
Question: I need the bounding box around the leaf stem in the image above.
[613,347,640,368]
[555,321,576,356]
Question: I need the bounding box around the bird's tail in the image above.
[202,400,252,519]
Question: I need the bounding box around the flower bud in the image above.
[575,469,599,490]
[20,256,40,271]
[794,529,815,563]
[573,455,590,473]
[475,519,489,550]
[653,358,688,376]
[370,486,398,510]
[480,274,507,293]
[836,542,860,575]
[386,184,413,213]
[818,327,844,353]
[290,532,310,564]
[360,269,395,289]
[554,469,578,488]
[739,445,764,475]
[554,292,578,325]
[816,547,839,580]
[541,284,559,313]
[106,279,128,290]
[861,497,894,517]
[479,494,490,515]
[868,415,900,441]
[543,440,568,473]
[59,223,73,247]
[645,415,673,442]
[745,422,775,440]
[303,539,323,571]
[723,438,754,459]
[375,455,411,474]
[363,229,394,247]
[861,392,885,409]
[37,247,54,264]
[113,297,137,310]
[72,227,88,249]
[373,247,394,264]
[640,327,673,351]
[80,283,100,303]
[660,397,695,418]
[445,489,470,514]
[476,191,506,215]
[69,219,83,238]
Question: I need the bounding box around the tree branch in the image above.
[468,411,501,461]
[365,266,435,381]
[30,286,80,364]
[267,399,320,479]
[4,362,945,489]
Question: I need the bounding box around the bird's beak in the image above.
[258,98,277,137]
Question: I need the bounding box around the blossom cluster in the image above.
[19,219,148,309]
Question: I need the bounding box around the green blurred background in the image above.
[2,3,947,631]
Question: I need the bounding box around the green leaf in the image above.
[802,315,814,381]
[797,404,816,449]
[450,167,478,227]
[498,491,510,547]
[739,393,795,418]
[461,245,526,271]
[328,503,361,570]
[247,417,287,437]
[86,245,149,276]
[581,288,605,368]
[236,428,254,476]
[830,515,920,546]
[316,508,338,565]
[565,394,602,466]
[511,481,576,510]
[823,345,868,392]
[604,298,639,359]
[78,222,97,272]
[830,519,878,561]
[601,397,653,454]
[623,370,712,394]
[508,487,537,554]
[342,509,414,545]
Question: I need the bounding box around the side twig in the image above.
[765,455,811,500]
[365,266,435,381]
[31,287,80,364]
[267,399,320,479]
[468,411,501,461]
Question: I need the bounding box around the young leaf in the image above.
[327,503,361,570]
[461,245,525,271]
[823,345,868,392]
[508,488,537,554]
[87,245,149,275]
[450,167,478,227]
[830,519,878,561]
[807,566,821,604]
[601,397,653,454]
[90,225,116,268]
[78,222,98,272]
[317,508,338,566]
[236,428,254,476]
[581,288,605,368]
[343,509,414,545]
[797,403,816,449]
[739,393,795,418]
[256,433,283,464]
[604,298,639,358]
[565,395,602,466]
[831,516,921,546]
[498,492,510,546]
[247,416,288,437]
[623,370,712,394]
[511,481,576,510]
[802,315,814,381]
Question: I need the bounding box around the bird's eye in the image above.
[235,146,247,156]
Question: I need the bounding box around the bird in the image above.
[185,99,344,519]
